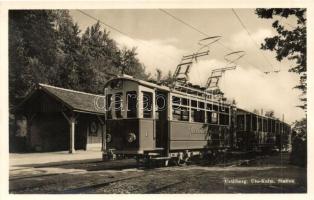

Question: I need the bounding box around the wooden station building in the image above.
[13,83,106,153]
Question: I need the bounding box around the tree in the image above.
[255,9,306,110]
[148,69,175,86]
[119,47,150,80]
[81,22,125,93]
[53,10,84,90]
[9,10,59,107]
[290,117,307,167]
[9,10,151,108]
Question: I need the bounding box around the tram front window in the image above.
[127,91,137,118]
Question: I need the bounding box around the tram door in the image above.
[155,91,168,149]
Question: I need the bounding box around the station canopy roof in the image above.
[14,83,106,115]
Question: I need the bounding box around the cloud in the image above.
[220,67,305,123]
[187,59,304,123]
[228,28,274,50]
[188,59,226,86]
[113,35,185,77]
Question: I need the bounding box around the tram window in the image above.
[143,92,153,118]
[106,94,112,119]
[206,111,211,123]
[191,109,205,123]
[172,106,181,121]
[246,115,251,130]
[211,112,218,124]
[199,102,205,109]
[225,107,230,113]
[172,106,189,121]
[220,106,225,112]
[206,103,213,110]
[252,115,257,131]
[172,96,180,105]
[271,120,275,133]
[263,119,267,132]
[191,100,197,108]
[181,107,189,121]
[207,111,218,124]
[237,115,245,130]
[268,119,272,132]
[110,79,123,89]
[126,91,137,118]
[181,98,189,106]
[115,92,123,118]
[213,104,218,111]
[258,118,262,131]
[220,114,229,125]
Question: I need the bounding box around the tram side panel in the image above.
[169,121,208,150]
[138,118,156,151]
[169,121,230,151]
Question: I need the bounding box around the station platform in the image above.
[10,150,103,170]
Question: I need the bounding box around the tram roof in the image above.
[105,75,171,92]
[105,75,227,103]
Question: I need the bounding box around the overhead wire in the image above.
[159,9,211,86]
[77,9,180,64]
[231,9,275,72]
[159,9,266,70]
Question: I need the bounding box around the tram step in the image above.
[151,156,171,160]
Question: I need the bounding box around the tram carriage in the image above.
[236,109,291,152]
[103,74,235,164]
[236,109,277,152]
[102,74,291,165]
[101,38,291,165]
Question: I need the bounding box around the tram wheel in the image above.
[174,157,186,166]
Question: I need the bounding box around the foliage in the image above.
[255,8,307,110]
[9,10,150,108]
[292,117,307,140]
[148,68,175,86]
[9,10,58,107]
[290,118,307,167]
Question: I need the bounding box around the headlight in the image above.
[127,133,136,143]
[106,134,112,143]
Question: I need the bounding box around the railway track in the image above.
[62,174,144,194]
[10,156,261,194]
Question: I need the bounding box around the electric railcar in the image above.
[102,74,291,165]
[236,109,291,152]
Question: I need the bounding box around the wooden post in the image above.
[62,111,79,154]
[97,115,106,152]
[69,116,76,154]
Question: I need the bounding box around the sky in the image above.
[69,9,305,123]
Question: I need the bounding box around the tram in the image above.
[101,38,291,166]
